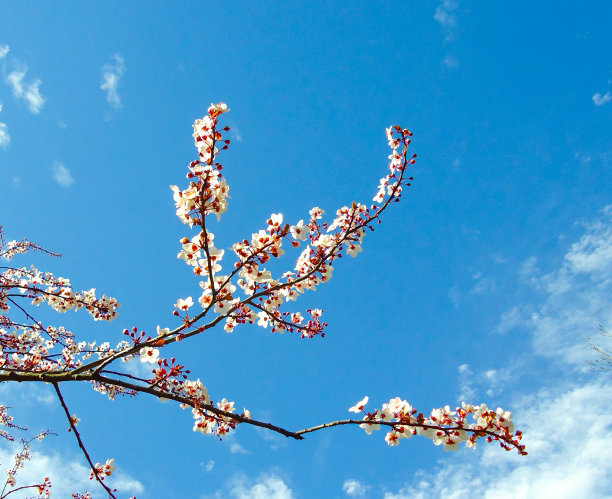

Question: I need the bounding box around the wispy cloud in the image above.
[470,271,495,294]
[489,206,612,366]
[0,379,55,405]
[229,441,249,454]
[0,44,8,59]
[343,478,370,497]
[201,460,215,472]
[4,68,46,114]
[593,91,611,106]
[434,0,459,29]
[456,363,476,402]
[434,1,460,67]
[226,473,294,499]
[52,161,74,188]
[100,54,126,109]
[0,122,9,150]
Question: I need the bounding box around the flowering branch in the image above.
[0,406,53,498]
[0,102,526,497]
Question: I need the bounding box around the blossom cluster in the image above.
[0,266,118,321]
[0,230,131,377]
[348,396,526,455]
[89,458,115,480]
[169,103,415,343]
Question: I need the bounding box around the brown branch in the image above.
[52,383,118,499]
[94,374,304,440]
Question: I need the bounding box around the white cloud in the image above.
[202,460,215,472]
[384,382,612,499]
[564,206,612,275]
[496,306,528,334]
[52,161,74,188]
[456,363,476,402]
[100,54,126,109]
[0,44,9,59]
[471,271,495,295]
[230,441,250,454]
[0,379,55,405]
[496,206,612,365]
[0,446,144,498]
[227,473,294,499]
[434,1,459,28]
[0,122,9,149]
[343,478,369,496]
[4,69,46,114]
[382,206,612,497]
[593,91,611,106]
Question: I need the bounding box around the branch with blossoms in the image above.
[0,102,526,497]
[0,406,53,499]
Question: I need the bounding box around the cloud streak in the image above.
[434,1,460,67]
[52,161,74,188]
[4,68,46,114]
[100,54,126,109]
[343,478,369,496]
[0,122,9,149]
[226,473,294,499]
[593,91,611,106]
[434,0,459,28]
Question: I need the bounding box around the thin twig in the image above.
[52,383,118,499]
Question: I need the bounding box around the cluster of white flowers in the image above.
[0,234,127,375]
[90,458,115,480]
[170,102,231,227]
[348,396,526,454]
[0,265,118,321]
[373,126,415,204]
[165,103,417,345]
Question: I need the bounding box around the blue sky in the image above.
[1,1,612,497]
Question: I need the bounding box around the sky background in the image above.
[1,1,612,497]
